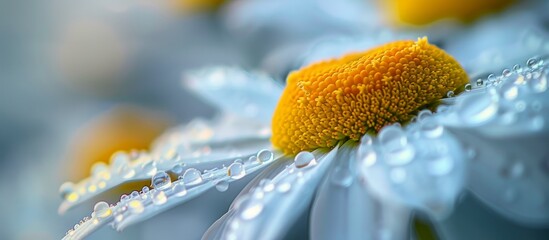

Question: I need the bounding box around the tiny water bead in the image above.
[181,168,203,185]
[172,181,188,197]
[272,37,468,154]
[172,164,184,175]
[294,151,316,168]
[456,90,498,125]
[330,166,354,187]
[215,180,230,192]
[256,149,274,163]
[93,201,112,219]
[128,200,144,214]
[152,190,168,205]
[228,162,246,179]
[151,171,172,190]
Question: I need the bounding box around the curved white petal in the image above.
[437,58,549,226]
[310,141,412,240]
[184,67,283,124]
[59,115,271,213]
[205,145,339,240]
[358,118,467,219]
[62,148,279,239]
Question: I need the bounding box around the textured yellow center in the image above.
[271,38,468,155]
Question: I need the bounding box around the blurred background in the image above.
[0,0,548,239]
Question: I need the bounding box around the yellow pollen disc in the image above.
[271,37,468,155]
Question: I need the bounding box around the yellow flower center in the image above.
[271,37,468,155]
[382,0,516,25]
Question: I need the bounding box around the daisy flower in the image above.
[58,36,549,239]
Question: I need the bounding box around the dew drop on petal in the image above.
[294,151,316,168]
[240,202,264,220]
[277,182,292,193]
[360,148,377,168]
[142,161,157,176]
[457,91,498,125]
[228,162,246,179]
[93,201,112,219]
[172,164,184,175]
[331,167,353,187]
[59,182,76,200]
[128,200,144,214]
[119,164,136,179]
[142,186,150,194]
[529,71,547,92]
[182,168,203,185]
[151,171,172,190]
[215,180,229,192]
[420,118,444,138]
[152,190,167,205]
[360,134,373,145]
[499,80,519,100]
[256,149,274,163]
[120,194,129,202]
[130,191,139,199]
[379,126,407,150]
[91,162,111,180]
[172,181,187,197]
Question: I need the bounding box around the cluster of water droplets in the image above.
[203,148,335,240]
[61,148,276,240]
[434,56,549,225]
[357,114,467,219]
[58,115,271,214]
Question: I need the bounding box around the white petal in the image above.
[184,67,282,124]
[61,149,279,239]
[206,145,339,240]
[59,115,271,213]
[358,118,467,219]
[311,141,412,240]
[438,59,549,225]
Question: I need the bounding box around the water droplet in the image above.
[59,182,75,199]
[294,151,316,168]
[513,64,522,73]
[529,71,547,92]
[457,92,498,125]
[417,109,432,121]
[119,164,135,179]
[476,79,484,87]
[262,182,275,192]
[331,167,353,187]
[93,201,112,218]
[182,168,203,185]
[240,202,263,220]
[360,134,373,145]
[130,191,139,199]
[502,69,512,77]
[390,168,407,184]
[152,190,167,205]
[277,182,292,193]
[91,162,111,180]
[464,83,472,91]
[256,149,274,163]
[128,200,144,214]
[142,186,150,194]
[228,162,246,179]
[360,147,377,167]
[110,152,130,170]
[420,118,444,138]
[501,162,526,179]
[379,126,407,150]
[515,101,527,112]
[172,164,184,175]
[120,194,129,202]
[446,90,455,98]
[151,171,172,190]
[215,180,229,192]
[142,161,157,176]
[427,155,454,176]
[246,155,259,165]
[499,80,519,100]
[527,57,542,69]
[172,181,187,197]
